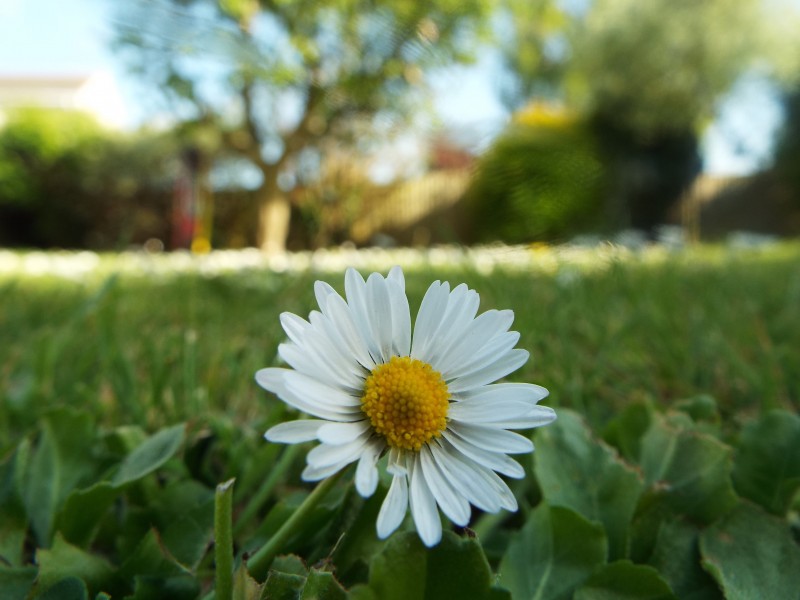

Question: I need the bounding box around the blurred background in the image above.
[1,0,799,254]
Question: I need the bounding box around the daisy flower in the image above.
[256,267,556,547]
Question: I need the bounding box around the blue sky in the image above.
[0,0,788,175]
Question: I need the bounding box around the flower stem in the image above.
[214,478,236,600]
[233,444,302,538]
[246,471,343,582]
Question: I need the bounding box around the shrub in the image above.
[466,108,609,244]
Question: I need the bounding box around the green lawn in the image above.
[2,243,798,444]
[1,243,799,598]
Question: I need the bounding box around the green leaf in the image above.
[54,482,118,548]
[232,563,264,600]
[0,447,29,566]
[699,502,800,599]
[573,560,677,599]
[0,565,37,600]
[34,533,116,598]
[499,504,607,600]
[160,497,215,569]
[118,529,190,581]
[647,518,721,600]
[534,409,645,559]
[124,575,200,600]
[37,576,89,600]
[732,410,800,515]
[602,400,654,463]
[301,569,347,599]
[22,408,97,546]
[263,570,306,600]
[673,395,720,428]
[112,424,186,488]
[361,531,504,600]
[639,415,737,523]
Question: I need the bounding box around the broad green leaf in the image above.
[159,495,215,569]
[499,504,607,600]
[22,408,97,545]
[573,560,677,599]
[647,518,721,600]
[362,531,506,600]
[112,424,186,488]
[639,416,737,523]
[699,502,800,599]
[118,529,190,581]
[232,563,264,600]
[0,565,37,600]
[55,482,117,548]
[271,554,309,576]
[34,533,116,598]
[37,576,88,600]
[602,400,653,463]
[534,409,644,559]
[732,410,800,515]
[124,574,199,600]
[262,570,306,600]
[673,395,720,428]
[301,569,348,599]
[0,447,29,566]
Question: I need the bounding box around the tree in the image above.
[112,0,492,253]
[499,0,765,232]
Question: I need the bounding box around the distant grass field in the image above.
[2,242,798,452]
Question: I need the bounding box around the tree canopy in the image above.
[113,0,493,252]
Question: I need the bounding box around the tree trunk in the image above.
[256,178,291,254]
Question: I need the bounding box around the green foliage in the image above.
[699,502,800,599]
[467,119,608,244]
[0,108,175,249]
[499,505,607,599]
[2,246,800,597]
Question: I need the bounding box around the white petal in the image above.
[438,440,518,511]
[278,342,361,394]
[460,382,549,404]
[366,272,393,363]
[430,441,502,513]
[409,454,442,547]
[314,280,338,311]
[279,312,310,345]
[410,281,450,361]
[434,309,514,376]
[302,460,349,481]
[387,265,405,292]
[255,367,289,394]
[355,439,384,497]
[426,285,480,365]
[387,447,407,476]
[442,429,527,478]
[447,349,529,394]
[345,268,381,363]
[443,331,520,381]
[326,293,375,370]
[488,407,558,430]
[448,398,534,424]
[376,474,408,539]
[284,371,362,408]
[306,434,370,468]
[265,420,327,443]
[317,420,370,445]
[386,275,411,356]
[449,422,533,454]
[257,368,360,422]
[420,445,471,526]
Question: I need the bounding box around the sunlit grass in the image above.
[2,242,799,454]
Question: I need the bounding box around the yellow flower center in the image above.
[361,356,450,452]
